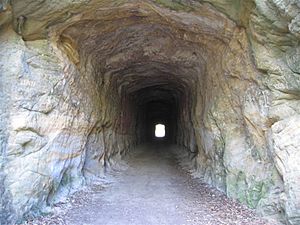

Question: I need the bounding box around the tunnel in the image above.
[56,12,206,163]
[51,3,270,216]
[134,85,178,143]
[1,1,300,224]
[116,69,193,145]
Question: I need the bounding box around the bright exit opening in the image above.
[155,124,165,138]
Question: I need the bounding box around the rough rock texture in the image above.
[0,0,299,224]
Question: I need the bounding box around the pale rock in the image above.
[0,1,299,224]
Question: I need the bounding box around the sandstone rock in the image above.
[0,0,299,224]
[270,116,300,225]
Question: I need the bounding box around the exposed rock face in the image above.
[0,0,299,224]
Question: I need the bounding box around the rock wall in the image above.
[0,0,299,224]
[0,19,136,224]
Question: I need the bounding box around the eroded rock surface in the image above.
[0,0,299,224]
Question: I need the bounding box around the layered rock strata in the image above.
[0,0,299,224]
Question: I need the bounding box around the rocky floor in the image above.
[23,143,277,225]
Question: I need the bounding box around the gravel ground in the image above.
[23,143,280,225]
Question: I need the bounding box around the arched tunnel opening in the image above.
[122,78,190,146]
[9,2,275,219]
[98,59,196,151]
[2,1,299,224]
[56,13,204,163]
[134,87,177,144]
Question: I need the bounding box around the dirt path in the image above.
[25,143,273,225]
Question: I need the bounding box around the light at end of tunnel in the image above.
[155,124,165,138]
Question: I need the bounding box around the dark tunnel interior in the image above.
[119,73,194,148]
[134,86,179,143]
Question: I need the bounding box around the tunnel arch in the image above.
[52,2,232,152]
[2,1,299,224]
[51,1,275,216]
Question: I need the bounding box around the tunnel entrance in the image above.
[128,82,189,145]
[54,0,241,198]
[44,2,286,223]
[58,11,201,151]
[2,1,295,223]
